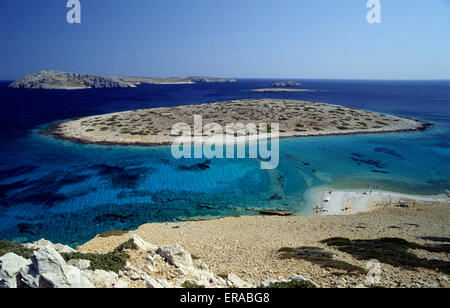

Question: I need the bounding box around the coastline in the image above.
[78,190,449,288]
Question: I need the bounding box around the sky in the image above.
[0,0,449,80]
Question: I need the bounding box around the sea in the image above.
[0,79,448,246]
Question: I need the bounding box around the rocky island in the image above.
[272,81,302,87]
[250,81,314,92]
[49,99,431,146]
[8,70,236,90]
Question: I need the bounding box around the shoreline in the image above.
[77,191,449,288]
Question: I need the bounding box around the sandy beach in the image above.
[79,189,450,288]
[306,187,448,216]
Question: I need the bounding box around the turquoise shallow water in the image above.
[0,79,448,246]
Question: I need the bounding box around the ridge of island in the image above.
[8,70,236,90]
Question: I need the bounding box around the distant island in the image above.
[250,81,309,92]
[250,88,315,93]
[8,70,236,90]
[49,99,431,146]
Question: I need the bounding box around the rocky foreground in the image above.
[8,71,236,90]
[0,236,314,289]
[79,199,449,289]
[1,198,449,288]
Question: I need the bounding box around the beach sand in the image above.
[79,190,450,288]
[306,186,447,216]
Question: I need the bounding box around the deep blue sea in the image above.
[0,79,449,246]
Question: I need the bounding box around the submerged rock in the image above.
[259,210,292,216]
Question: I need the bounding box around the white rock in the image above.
[227,273,250,288]
[156,243,193,269]
[53,244,76,254]
[24,239,75,254]
[18,265,40,288]
[194,259,209,271]
[68,259,91,271]
[176,268,187,276]
[19,247,93,288]
[144,275,164,288]
[113,279,129,288]
[0,253,32,288]
[130,235,158,252]
[87,270,118,288]
[157,279,174,288]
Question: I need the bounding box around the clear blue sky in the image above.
[0,0,449,80]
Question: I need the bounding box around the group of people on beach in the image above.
[314,188,377,215]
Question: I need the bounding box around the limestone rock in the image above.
[227,273,250,288]
[24,238,75,254]
[18,247,93,288]
[130,235,158,252]
[144,275,164,288]
[156,243,193,269]
[85,270,118,288]
[194,259,210,271]
[0,253,32,288]
[113,279,129,288]
[68,259,91,271]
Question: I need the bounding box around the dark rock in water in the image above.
[272,81,302,88]
[259,210,292,216]
[92,164,150,189]
[0,165,38,179]
[374,147,404,159]
[372,169,390,174]
[178,160,211,171]
[17,223,43,235]
[94,213,134,224]
[350,153,386,169]
[268,193,283,201]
